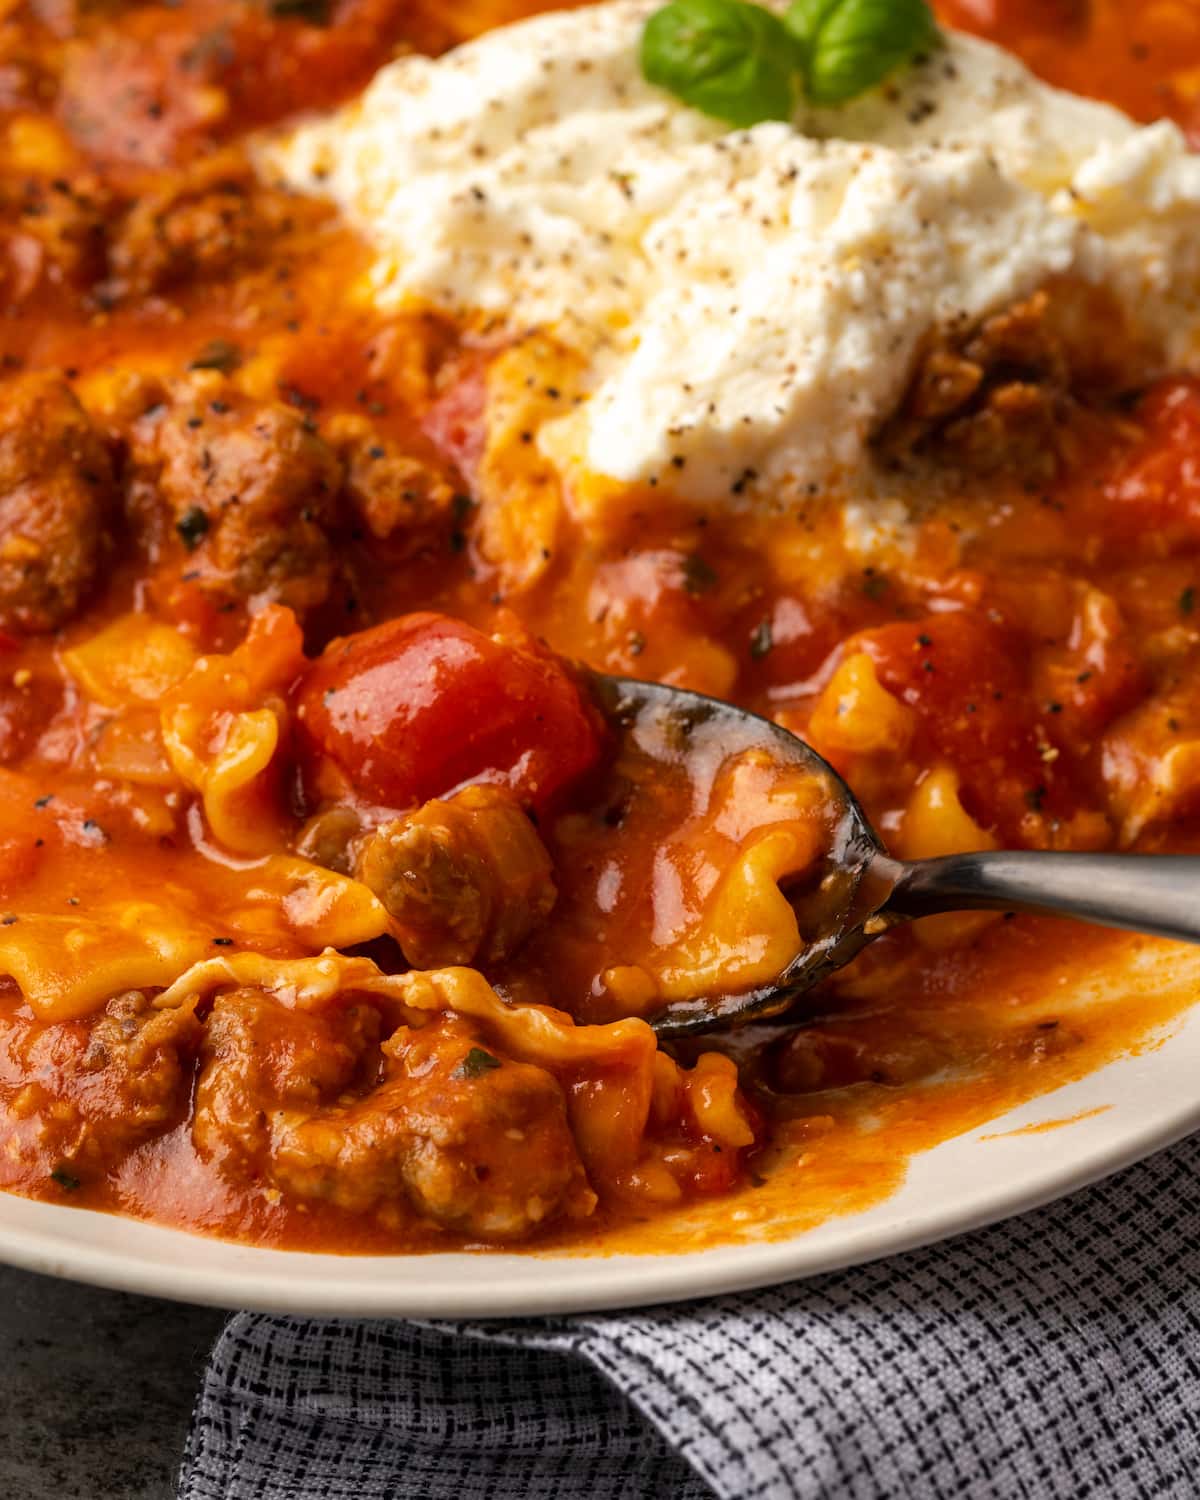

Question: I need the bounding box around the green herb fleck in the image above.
[268,0,331,22]
[455,1047,502,1080]
[785,0,939,106]
[50,1167,80,1191]
[176,506,210,551]
[188,339,243,374]
[1180,585,1195,616]
[682,553,718,595]
[640,0,799,128]
[640,0,938,125]
[750,617,773,659]
[449,493,475,553]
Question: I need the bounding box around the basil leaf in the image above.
[176,505,210,551]
[268,0,331,24]
[188,339,243,375]
[785,0,939,106]
[681,552,718,594]
[455,1047,502,1080]
[641,0,800,129]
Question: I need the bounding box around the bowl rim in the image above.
[1,981,1195,1318]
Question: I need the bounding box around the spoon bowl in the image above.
[593,674,1200,1039]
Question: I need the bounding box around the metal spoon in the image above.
[593,675,1200,1039]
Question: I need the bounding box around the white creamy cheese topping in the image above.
[267,0,1200,524]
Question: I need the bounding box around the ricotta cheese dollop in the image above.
[267,0,1200,521]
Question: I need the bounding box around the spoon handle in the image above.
[882,852,1200,946]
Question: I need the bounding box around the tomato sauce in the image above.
[0,0,1195,1257]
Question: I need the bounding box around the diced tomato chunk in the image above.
[1101,377,1200,546]
[295,613,604,813]
[937,0,1088,36]
[858,613,1074,840]
[422,363,488,479]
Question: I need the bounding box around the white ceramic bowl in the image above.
[1,939,1197,1316]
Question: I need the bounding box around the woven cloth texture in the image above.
[180,1132,1200,1500]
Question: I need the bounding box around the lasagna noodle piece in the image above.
[0,861,393,1023]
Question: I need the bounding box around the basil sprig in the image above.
[786,0,940,105]
[640,0,799,128]
[640,0,939,126]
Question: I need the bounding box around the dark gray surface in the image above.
[0,1265,225,1499]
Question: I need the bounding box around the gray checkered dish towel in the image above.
[180,1131,1200,1500]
